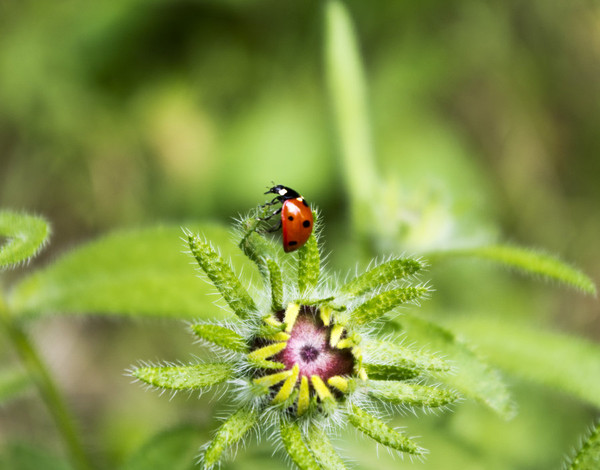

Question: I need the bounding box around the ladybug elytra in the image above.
[262,185,314,253]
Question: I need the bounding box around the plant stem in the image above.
[0,295,93,470]
[324,0,378,240]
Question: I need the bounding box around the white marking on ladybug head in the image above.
[278,188,288,196]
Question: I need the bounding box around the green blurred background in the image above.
[1,0,599,469]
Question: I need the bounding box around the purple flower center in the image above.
[274,308,354,382]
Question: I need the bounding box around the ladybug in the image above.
[262,185,314,253]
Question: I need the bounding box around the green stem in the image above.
[324,0,378,239]
[0,295,93,470]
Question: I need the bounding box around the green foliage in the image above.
[279,421,320,470]
[362,339,449,373]
[348,405,423,456]
[132,363,233,391]
[188,231,257,319]
[120,426,203,470]
[368,380,459,408]
[0,443,71,470]
[428,244,597,295]
[350,286,430,326]
[297,234,320,294]
[267,258,284,312]
[398,314,515,419]
[452,317,600,408]
[190,323,248,353]
[0,211,50,269]
[306,425,347,470]
[340,258,425,298]
[568,421,600,470]
[0,368,31,405]
[9,225,249,320]
[203,407,258,469]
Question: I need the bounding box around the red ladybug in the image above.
[263,185,314,253]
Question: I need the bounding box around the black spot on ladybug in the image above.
[288,241,298,247]
[288,216,294,221]
[303,220,311,228]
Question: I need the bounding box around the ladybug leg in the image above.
[265,220,282,233]
[257,206,282,222]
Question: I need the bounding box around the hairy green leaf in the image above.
[267,258,284,312]
[0,368,31,405]
[397,314,515,419]
[280,421,320,470]
[427,244,596,295]
[297,233,320,294]
[120,425,203,470]
[306,425,347,470]
[568,421,600,470]
[203,406,258,469]
[190,323,248,353]
[132,363,233,390]
[188,232,257,319]
[340,258,425,298]
[0,211,50,269]
[351,287,430,326]
[362,363,420,381]
[368,380,458,408]
[9,224,250,319]
[348,405,423,455]
[451,317,600,408]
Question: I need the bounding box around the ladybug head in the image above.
[265,184,300,200]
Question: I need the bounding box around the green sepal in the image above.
[297,233,320,294]
[239,231,277,273]
[0,211,50,269]
[190,324,248,353]
[267,258,284,312]
[368,380,459,408]
[362,363,420,381]
[362,340,449,373]
[188,233,257,319]
[567,421,600,470]
[280,421,321,470]
[350,286,430,326]
[340,258,425,298]
[203,406,258,469]
[133,363,233,390]
[348,405,424,456]
[306,424,347,470]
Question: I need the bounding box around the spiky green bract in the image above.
[188,233,256,319]
[348,405,424,456]
[190,324,248,353]
[202,407,258,469]
[363,340,450,375]
[239,231,278,273]
[0,211,50,269]
[368,381,459,408]
[280,421,321,470]
[133,363,233,390]
[340,258,425,298]
[297,233,320,294]
[427,244,597,295]
[267,258,284,312]
[306,425,347,470]
[568,421,600,470]
[350,286,430,326]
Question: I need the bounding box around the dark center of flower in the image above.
[273,306,354,382]
[300,345,320,362]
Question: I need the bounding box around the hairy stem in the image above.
[0,295,92,470]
